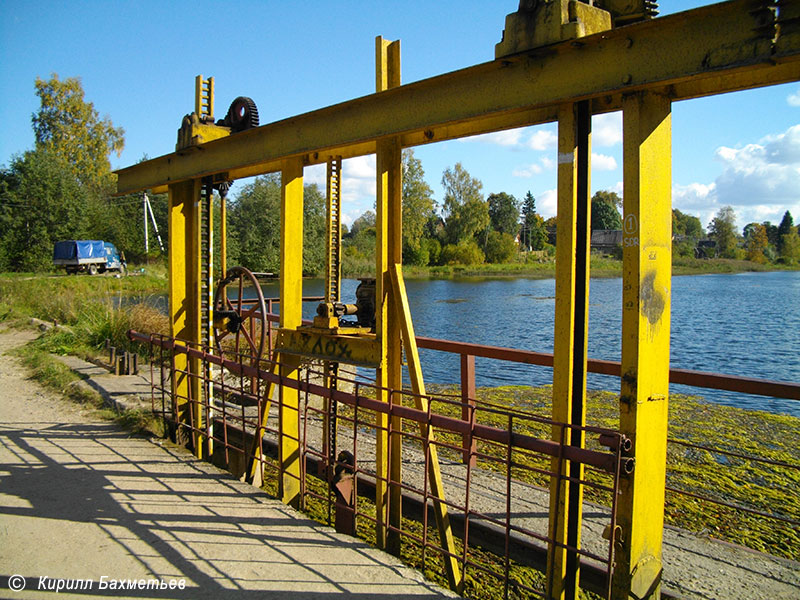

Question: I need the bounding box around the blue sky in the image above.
[1,1,799,231]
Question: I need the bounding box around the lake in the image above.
[246,271,799,416]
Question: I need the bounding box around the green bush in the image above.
[440,240,485,265]
[484,231,518,263]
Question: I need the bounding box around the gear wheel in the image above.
[220,96,259,132]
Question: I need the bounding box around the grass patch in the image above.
[12,336,166,438]
[0,273,169,360]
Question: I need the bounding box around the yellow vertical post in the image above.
[547,101,592,599]
[612,92,672,600]
[279,157,304,508]
[168,179,202,451]
[389,264,463,594]
[220,187,227,279]
[374,35,403,552]
[193,182,207,460]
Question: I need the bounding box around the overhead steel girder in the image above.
[115,0,800,195]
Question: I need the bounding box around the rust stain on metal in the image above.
[639,270,665,326]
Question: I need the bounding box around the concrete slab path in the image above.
[0,327,456,599]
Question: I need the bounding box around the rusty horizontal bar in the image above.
[414,336,800,401]
[128,330,621,473]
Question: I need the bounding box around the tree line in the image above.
[2,75,799,274]
[701,206,800,264]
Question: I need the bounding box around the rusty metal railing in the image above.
[130,297,800,592]
[130,329,628,598]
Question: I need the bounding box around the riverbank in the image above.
[347,255,797,279]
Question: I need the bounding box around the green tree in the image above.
[348,211,375,238]
[32,74,125,193]
[521,191,537,225]
[228,175,281,272]
[593,189,622,210]
[745,223,768,264]
[762,221,780,249]
[485,231,518,263]
[673,209,704,257]
[228,175,326,276]
[519,191,547,250]
[441,163,489,244]
[402,150,436,263]
[86,192,169,263]
[0,149,89,271]
[780,229,800,265]
[708,206,739,259]
[591,191,622,230]
[303,183,327,275]
[777,211,794,255]
[673,209,703,239]
[487,192,519,236]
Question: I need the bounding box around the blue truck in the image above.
[53,240,126,275]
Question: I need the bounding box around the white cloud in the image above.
[341,155,376,218]
[592,112,622,147]
[527,128,557,151]
[672,124,800,227]
[304,164,326,188]
[512,163,542,177]
[591,153,618,171]
[464,129,523,147]
[538,188,557,219]
[714,126,800,204]
[512,155,556,178]
[788,87,800,107]
[344,155,375,179]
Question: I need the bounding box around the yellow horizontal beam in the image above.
[116,1,800,194]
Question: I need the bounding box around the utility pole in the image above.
[143,192,149,259]
[146,194,165,254]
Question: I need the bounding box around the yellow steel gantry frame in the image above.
[116,2,800,598]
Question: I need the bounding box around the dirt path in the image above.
[0,326,455,599]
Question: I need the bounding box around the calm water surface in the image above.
[228,271,799,416]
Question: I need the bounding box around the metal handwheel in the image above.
[213,266,267,361]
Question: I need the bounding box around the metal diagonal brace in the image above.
[388,263,463,594]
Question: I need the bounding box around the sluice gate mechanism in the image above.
[117,2,800,599]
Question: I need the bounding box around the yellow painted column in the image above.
[168,179,202,452]
[612,92,672,600]
[279,157,304,508]
[374,35,403,552]
[547,102,591,599]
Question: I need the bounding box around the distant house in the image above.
[695,239,717,259]
[591,229,622,252]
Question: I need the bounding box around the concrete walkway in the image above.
[0,328,455,599]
